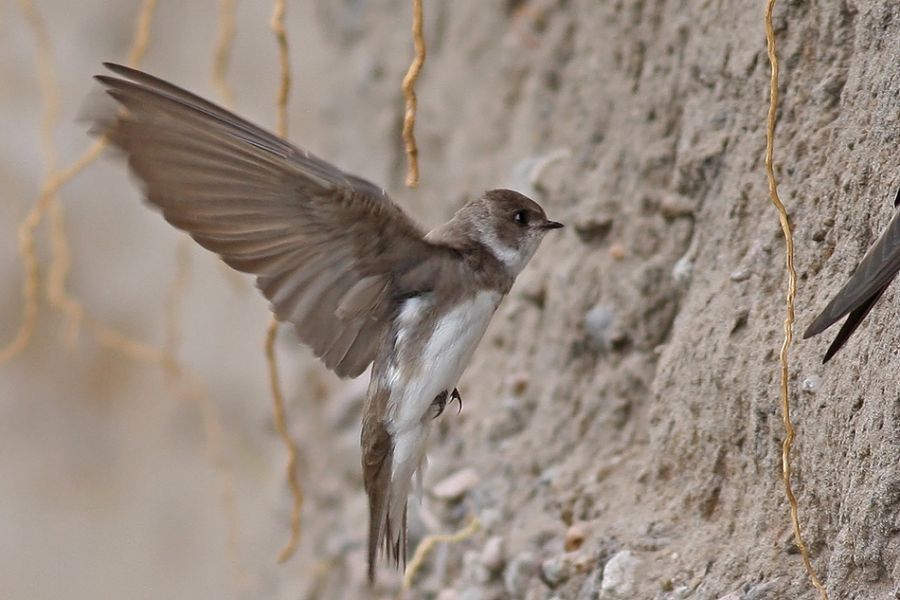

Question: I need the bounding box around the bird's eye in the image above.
[513,210,529,226]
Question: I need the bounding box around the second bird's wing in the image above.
[805,208,900,361]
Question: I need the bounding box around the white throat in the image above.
[476,222,536,275]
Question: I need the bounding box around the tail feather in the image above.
[366,489,387,583]
[363,417,393,583]
[366,462,414,583]
[383,505,408,571]
[362,387,430,582]
[368,486,408,582]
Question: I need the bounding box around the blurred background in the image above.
[1,1,430,598]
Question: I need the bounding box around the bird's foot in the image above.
[450,388,462,414]
[432,390,448,419]
[432,389,463,419]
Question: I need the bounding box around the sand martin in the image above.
[805,188,900,362]
[91,63,563,581]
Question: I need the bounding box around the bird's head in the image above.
[464,188,563,275]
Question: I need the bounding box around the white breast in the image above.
[386,290,501,511]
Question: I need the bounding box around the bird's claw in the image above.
[432,388,463,419]
[432,390,448,419]
[450,388,462,414]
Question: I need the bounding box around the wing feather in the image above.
[820,284,889,363]
[93,63,450,377]
[805,209,900,339]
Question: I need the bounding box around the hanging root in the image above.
[271,0,291,138]
[10,0,248,591]
[212,0,237,109]
[1,0,159,365]
[401,517,481,593]
[401,0,426,188]
[266,319,304,564]
[763,2,829,598]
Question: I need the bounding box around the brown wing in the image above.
[93,63,444,377]
[804,208,900,360]
[818,284,889,363]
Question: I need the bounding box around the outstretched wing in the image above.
[93,63,442,377]
[804,208,900,360]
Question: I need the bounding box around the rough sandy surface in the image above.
[2,1,899,599]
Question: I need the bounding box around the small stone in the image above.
[609,243,626,260]
[479,508,503,531]
[574,215,614,244]
[481,536,506,573]
[436,590,460,600]
[584,305,616,349]
[669,585,692,599]
[458,588,484,600]
[729,267,751,282]
[504,551,538,597]
[572,551,596,574]
[672,255,693,286]
[519,274,548,307]
[743,580,781,600]
[564,522,589,552]
[540,555,574,588]
[801,375,821,393]
[659,194,695,219]
[462,549,489,584]
[600,550,642,597]
[730,308,749,334]
[509,371,530,396]
[715,593,741,600]
[432,468,480,501]
[538,466,559,486]
[812,217,834,242]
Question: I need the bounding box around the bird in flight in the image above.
[804,188,900,362]
[91,63,563,582]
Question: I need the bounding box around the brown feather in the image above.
[361,385,393,583]
[805,208,900,339]
[91,63,460,378]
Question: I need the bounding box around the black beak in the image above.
[542,220,564,230]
